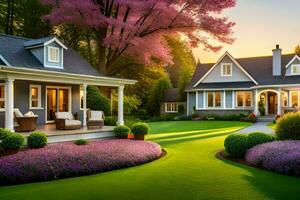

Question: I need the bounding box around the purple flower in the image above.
[0,140,162,185]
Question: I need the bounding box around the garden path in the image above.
[237,122,275,134]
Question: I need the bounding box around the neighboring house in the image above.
[161,88,186,115]
[0,34,136,130]
[186,45,300,118]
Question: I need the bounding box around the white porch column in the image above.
[82,84,87,127]
[5,78,14,131]
[254,89,259,116]
[277,88,282,115]
[117,85,124,125]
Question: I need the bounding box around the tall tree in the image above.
[295,45,300,55]
[42,0,236,75]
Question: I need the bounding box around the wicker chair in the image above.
[54,112,82,130]
[14,109,38,132]
[87,110,105,129]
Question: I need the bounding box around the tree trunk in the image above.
[96,28,108,75]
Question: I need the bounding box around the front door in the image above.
[268,92,277,114]
[46,87,70,122]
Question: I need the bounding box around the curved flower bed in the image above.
[245,141,300,176]
[0,140,162,185]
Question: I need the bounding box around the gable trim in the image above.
[193,52,258,87]
[0,54,11,66]
[44,37,68,50]
[285,55,300,68]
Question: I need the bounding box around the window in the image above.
[291,64,300,75]
[0,84,4,110]
[30,85,42,109]
[80,86,84,110]
[48,46,59,63]
[207,92,222,108]
[236,91,253,107]
[291,91,300,107]
[282,92,288,107]
[221,63,232,76]
[165,103,178,113]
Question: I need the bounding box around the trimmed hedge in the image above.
[2,133,24,150]
[27,132,47,148]
[74,139,88,145]
[276,112,300,140]
[113,125,130,137]
[224,134,248,158]
[0,128,13,140]
[131,123,150,135]
[247,132,276,149]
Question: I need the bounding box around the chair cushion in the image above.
[65,120,81,127]
[55,112,74,120]
[14,109,23,118]
[24,111,38,117]
[90,111,103,121]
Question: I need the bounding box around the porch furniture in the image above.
[87,110,105,129]
[14,109,38,132]
[54,112,82,130]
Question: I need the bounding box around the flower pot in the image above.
[134,134,145,140]
[116,135,128,139]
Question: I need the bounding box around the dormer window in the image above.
[291,64,300,75]
[221,63,232,77]
[48,46,60,63]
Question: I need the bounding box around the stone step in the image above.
[257,117,274,122]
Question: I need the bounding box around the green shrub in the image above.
[2,133,24,150]
[74,139,88,145]
[87,86,111,115]
[224,134,248,158]
[247,132,276,149]
[27,132,47,148]
[276,112,300,140]
[113,125,130,137]
[0,128,13,140]
[104,116,118,126]
[131,123,150,135]
[125,118,142,129]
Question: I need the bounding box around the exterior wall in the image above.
[225,91,233,108]
[188,92,196,115]
[285,59,300,76]
[194,109,252,117]
[202,55,252,83]
[197,91,204,108]
[31,47,44,64]
[0,80,82,128]
[160,102,186,115]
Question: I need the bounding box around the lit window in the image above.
[0,84,4,109]
[282,92,288,107]
[48,46,59,63]
[30,85,41,109]
[207,92,222,108]
[291,64,300,75]
[236,91,253,107]
[165,103,178,113]
[221,63,232,76]
[291,91,299,107]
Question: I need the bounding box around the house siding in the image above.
[197,91,204,108]
[226,91,233,108]
[202,55,252,83]
[188,92,196,115]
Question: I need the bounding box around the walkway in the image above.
[237,122,275,134]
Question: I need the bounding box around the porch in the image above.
[21,124,115,143]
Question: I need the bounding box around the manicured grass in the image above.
[1,121,300,200]
[268,122,276,130]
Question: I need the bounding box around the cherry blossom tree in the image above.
[42,0,236,75]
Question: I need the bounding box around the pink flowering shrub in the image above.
[0,140,162,185]
[245,141,300,176]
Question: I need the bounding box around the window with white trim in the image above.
[30,85,42,109]
[221,63,232,76]
[165,103,178,113]
[236,91,252,107]
[291,91,300,107]
[207,92,222,108]
[0,84,4,110]
[48,46,60,63]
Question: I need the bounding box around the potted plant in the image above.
[113,125,130,139]
[131,122,150,140]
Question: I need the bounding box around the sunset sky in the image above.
[193,0,300,63]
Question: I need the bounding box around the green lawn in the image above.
[1,121,300,200]
[268,122,276,130]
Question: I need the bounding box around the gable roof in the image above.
[163,88,182,102]
[285,55,300,68]
[193,52,258,87]
[24,36,68,49]
[0,54,11,66]
[0,34,100,76]
[186,53,298,91]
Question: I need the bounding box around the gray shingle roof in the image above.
[23,36,55,48]
[186,54,300,90]
[164,88,181,102]
[0,34,101,76]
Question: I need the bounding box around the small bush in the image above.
[276,112,300,140]
[27,132,47,148]
[104,116,118,126]
[0,128,13,140]
[131,123,150,135]
[2,133,24,150]
[247,132,276,149]
[74,139,88,145]
[125,118,142,129]
[86,86,111,115]
[224,134,248,158]
[113,125,130,138]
